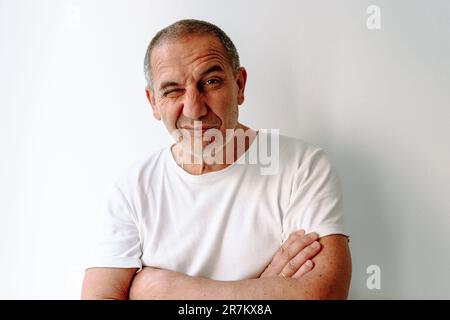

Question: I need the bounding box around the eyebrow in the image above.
[158,65,225,93]
[199,64,224,78]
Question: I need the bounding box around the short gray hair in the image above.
[143,19,240,89]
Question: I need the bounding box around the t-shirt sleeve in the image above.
[85,185,142,270]
[282,147,349,242]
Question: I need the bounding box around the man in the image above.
[82,19,352,299]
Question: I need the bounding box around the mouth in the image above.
[180,126,219,133]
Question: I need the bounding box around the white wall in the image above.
[1,0,449,299]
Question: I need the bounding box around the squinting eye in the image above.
[164,89,183,97]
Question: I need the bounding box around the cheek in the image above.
[212,90,238,122]
[158,101,182,130]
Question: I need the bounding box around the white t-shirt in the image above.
[88,130,348,281]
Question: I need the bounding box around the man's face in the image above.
[145,34,247,147]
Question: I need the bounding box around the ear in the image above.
[235,67,247,106]
[145,86,161,120]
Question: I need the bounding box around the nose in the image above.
[182,87,207,120]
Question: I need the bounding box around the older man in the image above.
[82,19,351,299]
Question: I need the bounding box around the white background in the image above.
[1,0,449,299]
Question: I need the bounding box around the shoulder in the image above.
[274,132,334,173]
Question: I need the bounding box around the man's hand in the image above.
[259,229,321,279]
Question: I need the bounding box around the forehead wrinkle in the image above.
[151,37,231,86]
[155,52,228,88]
[191,54,227,76]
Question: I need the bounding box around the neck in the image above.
[171,123,257,175]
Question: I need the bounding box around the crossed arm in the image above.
[82,232,352,300]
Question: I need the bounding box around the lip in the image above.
[181,127,218,131]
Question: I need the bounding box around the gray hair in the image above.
[143,19,240,90]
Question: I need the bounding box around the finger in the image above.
[280,240,321,277]
[292,260,314,279]
[281,229,306,249]
[268,232,319,274]
[260,230,305,277]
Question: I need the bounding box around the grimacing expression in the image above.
[145,34,247,143]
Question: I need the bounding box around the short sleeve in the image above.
[85,185,142,270]
[282,148,349,242]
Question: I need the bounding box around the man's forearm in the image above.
[129,235,351,300]
[170,275,323,300]
[129,268,333,300]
